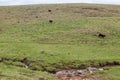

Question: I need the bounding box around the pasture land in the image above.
[0,3,120,80]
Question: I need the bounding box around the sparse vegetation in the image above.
[0,3,120,80]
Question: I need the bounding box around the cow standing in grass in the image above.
[49,20,53,23]
[48,9,52,12]
[96,32,106,38]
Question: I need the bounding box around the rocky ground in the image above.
[55,67,107,80]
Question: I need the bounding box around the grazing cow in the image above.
[49,20,53,23]
[98,33,106,38]
[96,32,106,38]
[48,9,52,12]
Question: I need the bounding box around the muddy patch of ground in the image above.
[55,67,109,80]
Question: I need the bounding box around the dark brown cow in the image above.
[98,33,106,38]
[48,9,52,12]
[49,20,53,23]
[96,32,106,38]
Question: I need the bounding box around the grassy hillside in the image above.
[0,3,120,80]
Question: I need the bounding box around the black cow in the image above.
[98,33,106,38]
[48,9,52,12]
[49,20,53,23]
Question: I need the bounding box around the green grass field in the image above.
[0,3,120,80]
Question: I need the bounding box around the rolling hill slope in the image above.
[0,3,120,80]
